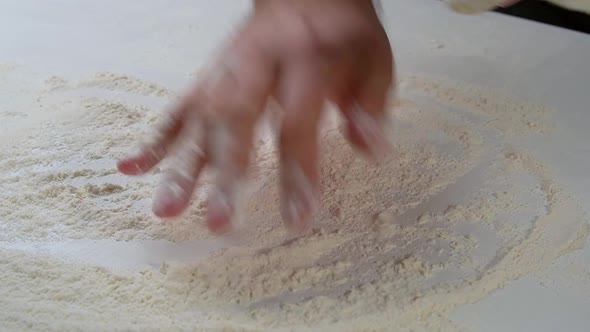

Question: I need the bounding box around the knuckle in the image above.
[294,32,323,56]
[282,15,324,57]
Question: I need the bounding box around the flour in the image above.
[77,72,175,99]
[0,70,587,331]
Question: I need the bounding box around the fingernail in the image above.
[134,163,145,175]
[284,193,314,234]
[282,162,318,234]
[207,188,233,235]
[350,103,392,160]
[152,180,186,218]
[285,194,303,229]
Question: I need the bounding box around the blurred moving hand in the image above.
[118,0,394,234]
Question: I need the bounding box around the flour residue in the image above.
[0,69,587,331]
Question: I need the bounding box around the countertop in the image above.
[1,0,589,330]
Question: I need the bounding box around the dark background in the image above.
[496,0,590,34]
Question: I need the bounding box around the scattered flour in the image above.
[0,69,587,331]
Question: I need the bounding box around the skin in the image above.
[117,0,394,234]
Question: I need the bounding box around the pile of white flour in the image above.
[0,65,587,331]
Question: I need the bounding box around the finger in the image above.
[342,47,394,160]
[152,108,206,218]
[205,122,254,234]
[204,52,274,234]
[117,101,186,175]
[277,65,323,234]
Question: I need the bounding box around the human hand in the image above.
[117,0,394,234]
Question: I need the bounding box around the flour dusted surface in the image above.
[0,69,588,331]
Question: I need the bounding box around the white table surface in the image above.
[1,0,589,330]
